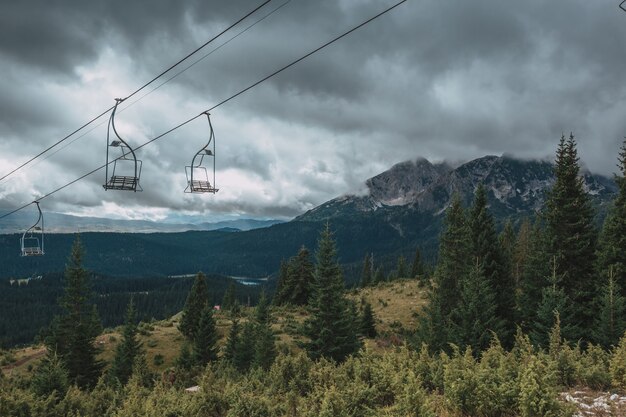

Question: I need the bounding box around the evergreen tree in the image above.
[45,235,103,389]
[360,301,377,338]
[234,322,256,372]
[303,224,363,362]
[544,134,598,334]
[175,343,195,371]
[597,139,626,297]
[288,246,314,305]
[513,219,533,297]
[373,267,385,285]
[360,253,373,288]
[253,293,276,370]
[517,220,550,329]
[592,268,626,349]
[410,247,424,280]
[223,318,240,364]
[273,259,289,306]
[193,305,219,366]
[109,298,143,385]
[396,255,408,279]
[433,194,471,318]
[529,258,577,347]
[178,272,209,340]
[469,184,513,343]
[449,260,503,354]
[415,286,450,353]
[31,350,69,397]
[222,281,237,312]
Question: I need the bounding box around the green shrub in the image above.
[518,355,569,417]
[443,346,481,415]
[578,344,611,390]
[153,354,164,366]
[610,332,626,390]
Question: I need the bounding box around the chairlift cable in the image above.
[0,0,407,221]
[0,0,275,184]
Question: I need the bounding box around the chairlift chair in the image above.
[20,202,44,256]
[103,98,143,192]
[185,112,218,194]
[621,1,626,12]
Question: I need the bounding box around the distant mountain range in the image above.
[0,212,283,234]
[0,155,617,281]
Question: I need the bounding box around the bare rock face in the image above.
[297,154,616,222]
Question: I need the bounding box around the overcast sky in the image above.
[1,0,625,223]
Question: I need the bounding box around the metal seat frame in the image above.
[103,98,143,192]
[20,201,44,257]
[185,112,218,194]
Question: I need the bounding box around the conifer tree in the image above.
[544,134,598,333]
[45,235,103,389]
[193,305,219,366]
[597,139,626,297]
[223,318,240,364]
[178,272,209,340]
[360,301,377,338]
[273,260,289,306]
[109,298,143,385]
[410,247,424,279]
[415,289,449,353]
[448,260,503,354]
[433,193,470,318]
[303,224,363,362]
[513,219,532,295]
[222,281,237,312]
[373,267,385,285]
[175,343,195,371]
[517,220,550,328]
[31,350,69,397]
[360,253,373,288]
[234,322,256,372]
[396,255,408,279]
[529,258,576,347]
[288,246,314,305]
[592,268,626,349]
[469,184,513,342]
[253,292,276,371]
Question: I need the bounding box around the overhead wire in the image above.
[28,0,293,170]
[0,0,407,221]
[0,0,274,184]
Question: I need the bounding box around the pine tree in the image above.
[273,260,289,306]
[31,350,69,397]
[175,343,195,371]
[529,258,577,347]
[448,260,503,354]
[45,235,103,389]
[234,321,256,372]
[253,290,276,370]
[109,298,143,385]
[433,193,471,318]
[513,219,532,300]
[288,246,314,305]
[597,139,626,297]
[517,220,550,329]
[592,267,626,349]
[410,247,424,280]
[222,281,237,312]
[178,272,209,340]
[360,253,373,288]
[223,318,240,364]
[469,184,513,343]
[193,305,219,366]
[303,224,363,362]
[373,267,385,285]
[396,255,408,279]
[544,134,598,334]
[360,301,377,338]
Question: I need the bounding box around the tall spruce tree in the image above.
[222,281,237,312]
[544,134,598,335]
[360,301,377,338]
[373,267,385,285]
[31,351,69,397]
[109,298,143,385]
[592,268,626,349]
[193,305,219,366]
[273,260,289,306]
[360,253,373,288]
[469,184,513,343]
[288,246,314,305]
[499,220,517,326]
[448,260,503,354]
[45,235,103,389]
[223,317,240,364]
[410,247,424,280]
[253,292,276,370]
[178,272,209,340]
[517,220,550,329]
[303,224,362,362]
[597,139,626,297]
[234,321,256,372]
[433,193,471,318]
[396,255,408,279]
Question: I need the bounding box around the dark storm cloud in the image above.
[1,0,626,221]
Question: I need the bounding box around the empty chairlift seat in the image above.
[20,202,44,256]
[185,112,218,194]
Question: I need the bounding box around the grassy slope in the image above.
[0,278,427,377]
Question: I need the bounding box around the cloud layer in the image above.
[1,0,626,222]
